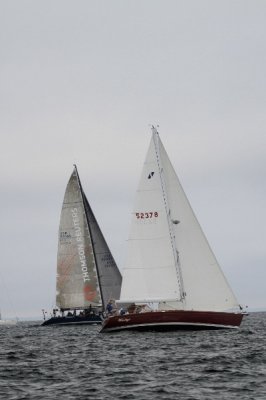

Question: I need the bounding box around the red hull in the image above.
[100,310,243,332]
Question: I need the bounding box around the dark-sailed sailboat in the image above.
[42,166,122,326]
[101,127,243,332]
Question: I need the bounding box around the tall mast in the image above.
[73,165,104,310]
[151,127,186,301]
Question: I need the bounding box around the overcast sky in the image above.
[0,0,265,319]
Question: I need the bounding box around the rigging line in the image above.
[152,126,185,301]
[74,165,104,309]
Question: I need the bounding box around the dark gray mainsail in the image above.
[83,196,122,308]
[56,166,121,310]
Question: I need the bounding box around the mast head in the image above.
[150,124,160,137]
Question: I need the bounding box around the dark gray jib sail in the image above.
[56,166,121,311]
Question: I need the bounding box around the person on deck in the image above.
[106,301,113,315]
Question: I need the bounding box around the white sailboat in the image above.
[42,165,122,326]
[101,127,243,332]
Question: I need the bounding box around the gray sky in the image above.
[1,0,265,318]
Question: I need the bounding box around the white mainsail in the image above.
[120,127,239,312]
[56,166,121,310]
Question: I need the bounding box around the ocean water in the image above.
[0,313,265,400]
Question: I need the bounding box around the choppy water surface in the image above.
[0,313,266,399]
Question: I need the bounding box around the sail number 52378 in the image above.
[135,212,158,219]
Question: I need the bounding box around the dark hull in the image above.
[42,314,103,326]
[100,310,243,332]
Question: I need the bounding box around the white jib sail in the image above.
[120,128,239,312]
